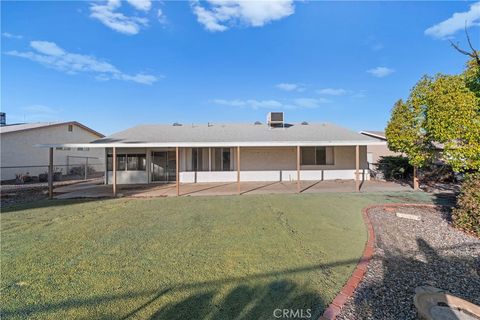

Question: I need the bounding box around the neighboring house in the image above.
[41,113,383,187]
[360,130,400,169]
[0,120,105,181]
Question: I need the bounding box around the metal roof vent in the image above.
[0,112,5,126]
[267,112,284,128]
[172,122,182,126]
[301,121,308,125]
[254,121,262,125]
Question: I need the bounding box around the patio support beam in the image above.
[355,145,360,192]
[48,147,53,199]
[176,147,180,196]
[413,166,419,190]
[296,146,300,193]
[112,147,117,197]
[208,147,212,171]
[237,146,241,194]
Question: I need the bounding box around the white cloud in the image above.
[352,90,367,99]
[213,97,330,110]
[126,0,152,11]
[157,8,167,25]
[367,67,394,78]
[191,0,295,32]
[30,41,66,56]
[6,40,159,85]
[292,98,331,108]
[90,0,149,35]
[317,88,347,96]
[275,83,305,92]
[213,99,283,109]
[2,32,23,39]
[425,2,480,39]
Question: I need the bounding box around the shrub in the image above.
[452,172,480,236]
[375,156,413,181]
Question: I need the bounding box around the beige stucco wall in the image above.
[1,124,104,180]
[179,146,368,171]
[366,143,400,164]
[105,146,369,184]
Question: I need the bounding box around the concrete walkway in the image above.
[54,180,413,199]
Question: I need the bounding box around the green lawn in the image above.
[1,192,433,319]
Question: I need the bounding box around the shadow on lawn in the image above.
[149,280,323,320]
[3,258,361,319]
[2,278,326,320]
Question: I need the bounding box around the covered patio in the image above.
[39,119,421,198]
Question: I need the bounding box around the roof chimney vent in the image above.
[0,112,5,126]
[301,121,308,125]
[172,122,182,126]
[254,121,262,125]
[267,112,284,128]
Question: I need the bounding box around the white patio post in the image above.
[48,147,53,199]
[84,157,88,180]
[176,147,180,196]
[209,147,211,171]
[296,146,300,193]
[355,145,360,192]
[112,147,117,197]
[237,146,241,194]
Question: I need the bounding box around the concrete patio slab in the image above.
[53,179,414,199]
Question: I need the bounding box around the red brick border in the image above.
[320,203,440,320]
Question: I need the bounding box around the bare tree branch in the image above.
[449,25,480,67]
[450,40,475,57]
[464,24,480,66]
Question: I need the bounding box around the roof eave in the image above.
[36,140,386,148]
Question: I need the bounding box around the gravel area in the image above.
[337,206,480,320]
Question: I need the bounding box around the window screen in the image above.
[222,149,231,171]
[301,147,334,165]
[316,147,326,165]
[301,147,315,165]
[117,154,126,171]
[127,154,146,171]
[214,148,231,171]
[192,148,198,171]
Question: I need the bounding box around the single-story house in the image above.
[0,117,105,181]
[39,112,385,196]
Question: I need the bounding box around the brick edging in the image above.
[320,203,440,320]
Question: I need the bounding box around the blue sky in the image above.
[2,1,479,135]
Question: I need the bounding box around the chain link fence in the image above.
[1,163,105,186]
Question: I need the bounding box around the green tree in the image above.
[386,57,480,172]
[424,73,480,171]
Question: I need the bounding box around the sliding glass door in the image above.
[151,151,176,182]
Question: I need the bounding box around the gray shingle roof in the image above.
[93,122,378,145]
[0,121,104,137]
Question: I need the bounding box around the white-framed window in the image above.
[301,147,334,165]
[107,154,146,171]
